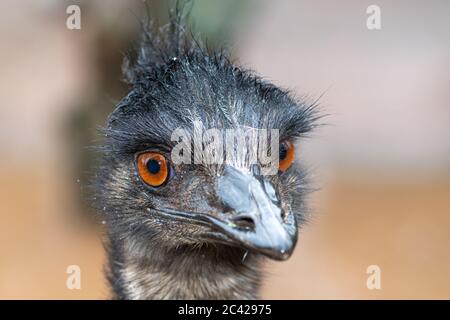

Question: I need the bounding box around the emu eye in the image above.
[137,152,170,187]
[278,140,295,172]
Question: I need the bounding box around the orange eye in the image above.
[278,141,295,172]
[137,152,169,187]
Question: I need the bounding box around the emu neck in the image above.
[108,239,263,299]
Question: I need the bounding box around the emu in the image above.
[93,5,318,299]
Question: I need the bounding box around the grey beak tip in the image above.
[215,165,298,260]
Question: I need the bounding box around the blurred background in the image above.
[0,0,449,299]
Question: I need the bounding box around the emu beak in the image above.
[209,165,297,261]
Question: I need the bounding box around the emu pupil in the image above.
[147,159,160,174]
[279,143,288,160]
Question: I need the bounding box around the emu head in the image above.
[95,10,318,261]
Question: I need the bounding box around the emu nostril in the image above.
[280,209,287,221]
[231,216,255,230]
